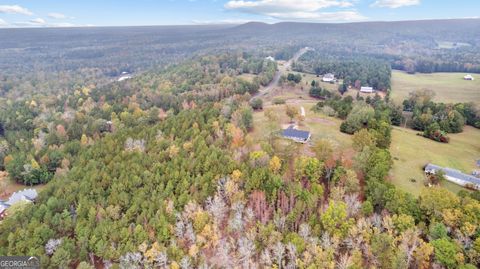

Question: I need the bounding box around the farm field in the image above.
[390,70,480,105]
[390,126,480,196]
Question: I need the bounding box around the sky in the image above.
[0,0,479,28]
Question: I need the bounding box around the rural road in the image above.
[256,47,312,97]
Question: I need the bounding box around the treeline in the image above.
[294,52,392,90]
[403,90,480,142]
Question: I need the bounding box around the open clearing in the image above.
[390,126,480,196]
[252,102,353,152]
[391,70,480,105]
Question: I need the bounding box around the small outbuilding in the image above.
[282,125,311,143]
[360,87,374,93]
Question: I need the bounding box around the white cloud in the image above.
[29,18,46,25]
[0,18,7,26]
[0,5,33,15]
[224,0,365,22]
[371,0,420,8]
[48,12,69,19]
[267,10,366,21]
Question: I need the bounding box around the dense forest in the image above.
[0,53,275,185]
[1,19,480,268]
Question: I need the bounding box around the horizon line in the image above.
[0,17,479,30]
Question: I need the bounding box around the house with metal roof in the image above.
[281,125,311,143]
[0,189,38,220]
[424,163,480,190]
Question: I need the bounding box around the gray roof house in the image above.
[0,189,38,219]
[282,125,311,143]
[425,163,480,190]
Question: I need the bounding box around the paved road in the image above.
[255,47,312,97]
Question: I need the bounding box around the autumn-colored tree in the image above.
[285,105,299,123]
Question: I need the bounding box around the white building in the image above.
[265,56,275,62]
[322,73,335,82]
[425,163,480,190]
[464,74,475,81]
[360,86,374,93]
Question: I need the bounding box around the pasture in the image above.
[390,70,480,105]
[389,126,480,195]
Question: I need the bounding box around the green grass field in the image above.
[252,102,353,151]
[390,126,480,196]
[391,70,480,105]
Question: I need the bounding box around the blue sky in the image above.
[0,0,479,27]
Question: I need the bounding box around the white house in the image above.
[464,74,475,81]
[118,74,132,82]
[265,56,275,62]
[360,86,374,93]
[322,73,335,82]
[425,163,480,190]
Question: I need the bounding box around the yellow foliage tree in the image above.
[269,156,282,174]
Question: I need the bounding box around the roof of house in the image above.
[425,163,480,186]
[323,73,334,78]
[282,125,310,140]
[6,189,38,206]
[0,201,10,214]
[360,86,373,90]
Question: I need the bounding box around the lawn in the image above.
[390,126,480,196]
[390,70,480,105]
[252,102,353,151]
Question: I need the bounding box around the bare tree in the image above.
[273,242,285,269]
[237,236,255,268]
[154,251,168,269]
[206,194,227,226]
[179,256,191,269]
